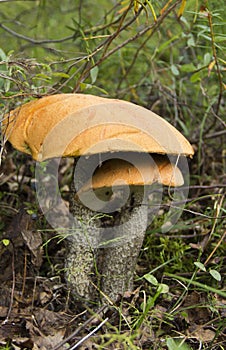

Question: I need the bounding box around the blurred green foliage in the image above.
[0,1,224,100]
[0,1,225,151]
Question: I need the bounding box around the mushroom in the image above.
[72,155,184,301]
[2,93,194,304]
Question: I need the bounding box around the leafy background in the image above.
[0,1,225,349]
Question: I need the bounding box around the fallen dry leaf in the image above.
[33,308,72,331]
[32,330,67,350]
[21,228,43,267]
[188,324,216,342]
[182,291,210,324]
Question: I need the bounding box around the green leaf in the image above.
[52,72,70,78]
[171,64,179,76]
[80,82,90,91]
[157,283,169,294]
[214,35,226,43]
[143,273,158,286]
[190,71,201,83]
[4,78,11,92]
[187,34,195,47]
[0,48,7,61]
[180,63,196,73]
[90,66,99,84]
[209,269,221,281]
[194,261,206,271]
[2,239,10,247]
[80,82,108,95]
[166,338,192,350]
[166,273,226,298]
[32,73,51,81]
[204,52,211,65]
[177,118,189,135]
[27,209,35,215]
[158,35,179,53]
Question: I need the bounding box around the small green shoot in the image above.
[194,261,222,281]
[166,338,192,350]
[1,238,10,246]
[143,272,169,294]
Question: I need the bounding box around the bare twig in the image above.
[206,7,224,115]
[0,23,74,44]
[52,305,108,350]
[193,129,226,142]
[68,317,109,350]
[0,0,35,2]
[204,192,225,265]
[2,242,15,325]
[73,0,181,91]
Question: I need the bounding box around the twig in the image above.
[206,7,224,115]
[204,192,225,265]
[161,204,226,220]
[21,251,27,298]
[73,0,181,91]
[0,0,35,2]
[68,317,109,350]
[52,305,108,350]
[191,129,226,143]
[205,230,226,266]
[2,242,15,325]
[166,273,226,298]
[101,1,135,57]
[0,23,74,44]
[188,184,226,190]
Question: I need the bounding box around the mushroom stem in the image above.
[98,190,148,302]
[65,174,102,302]
[65,200,101,302]
[66,175,148,303]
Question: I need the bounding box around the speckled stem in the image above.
[65,161,102,302]
[65,200,101,302]
[98,190,148,302]
[66,160,148,303]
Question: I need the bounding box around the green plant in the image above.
[166,338,192,350]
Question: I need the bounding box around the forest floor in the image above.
[0,143,225,350]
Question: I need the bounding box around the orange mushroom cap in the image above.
[2,94,194,161]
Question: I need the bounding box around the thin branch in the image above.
[73,1,129,37]
[52,4,143,90]
[0,0,35,2]
[0,23,74,44]
[2,242,15,324]
[101,1,135,56]
[206,8,224,115]
[68,317,109,350]
[73,0,181,91]
[52,305,108,350]
[200,129,226,140]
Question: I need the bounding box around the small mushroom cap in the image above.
[77,155,184,197]
[75,156,184,212]
[2,94,194,161]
